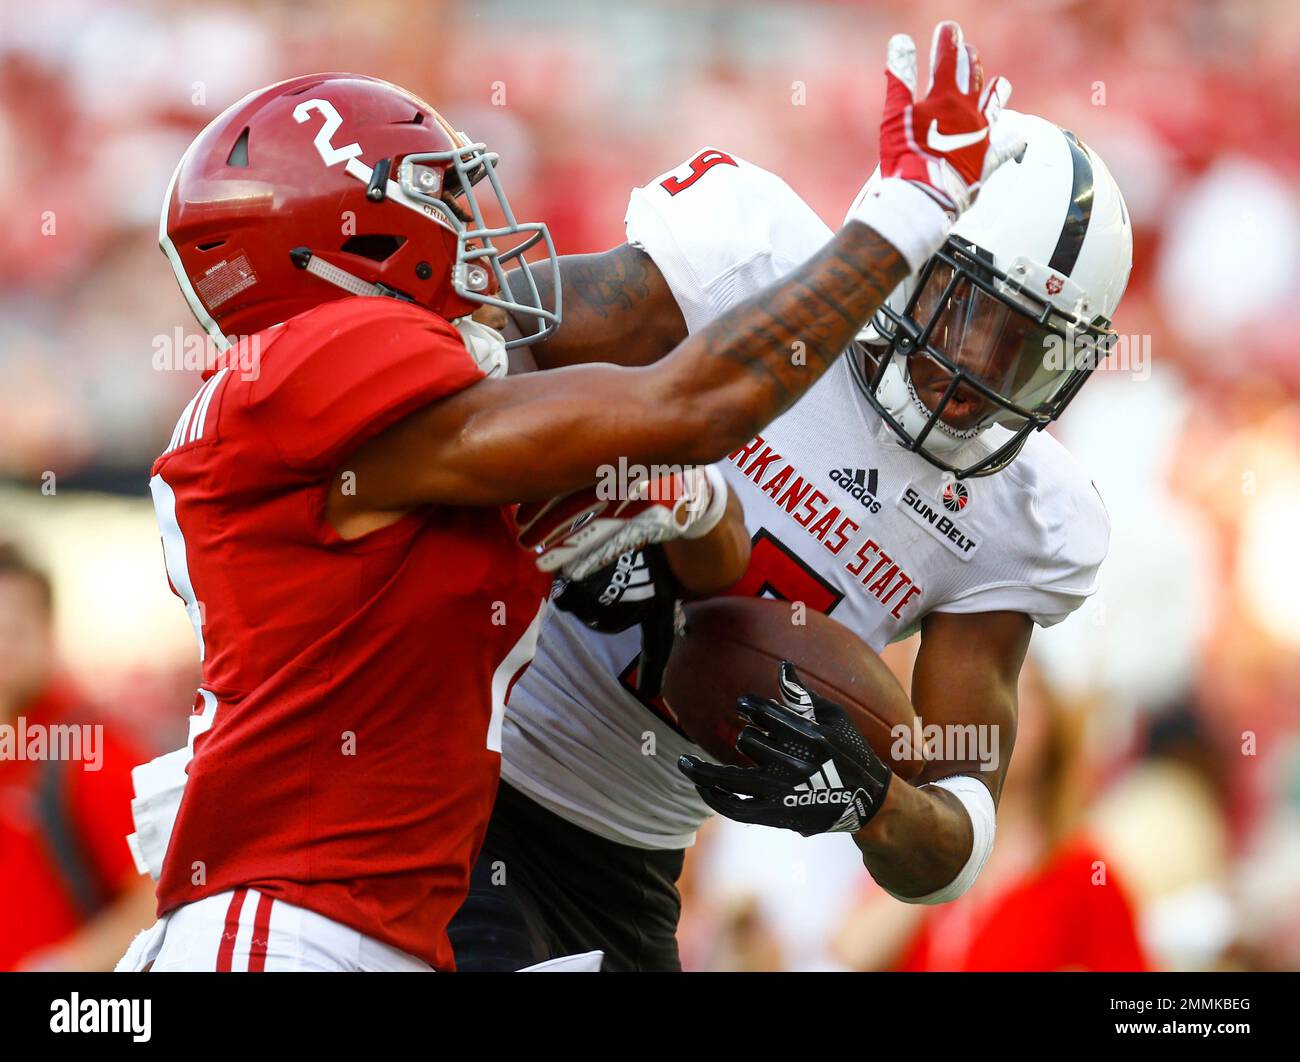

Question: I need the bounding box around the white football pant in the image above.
[116,888,433,972]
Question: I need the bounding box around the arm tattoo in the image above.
[562,243,652,319]
[505,243,685,370]
[504,246,646,335]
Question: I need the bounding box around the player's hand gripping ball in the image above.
[678,662,894,837]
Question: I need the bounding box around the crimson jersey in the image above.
[149,297,549,970]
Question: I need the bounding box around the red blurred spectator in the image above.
[892,832,1148,972]
[0,543,155,970]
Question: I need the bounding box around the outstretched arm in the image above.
[331,20,1015,513]
[334,220,909,511]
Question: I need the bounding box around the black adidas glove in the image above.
[678,662,892,836]
[552,546,679,698]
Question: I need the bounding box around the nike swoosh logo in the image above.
[926,120,988,153]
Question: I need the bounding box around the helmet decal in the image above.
[292,98,364,168]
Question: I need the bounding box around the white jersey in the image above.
[501,149,1110,850]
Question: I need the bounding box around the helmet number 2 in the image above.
[292,99,363,168]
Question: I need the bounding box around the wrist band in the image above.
[679,464,729,540]
[845,176,952,273]
[884,773,996,904]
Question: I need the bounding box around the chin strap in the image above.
[454,317,508,378]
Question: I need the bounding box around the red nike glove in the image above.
[879,20,1016,216]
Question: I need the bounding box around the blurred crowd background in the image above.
[1,0,1297,970]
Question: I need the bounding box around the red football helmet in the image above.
[161,72,560,349]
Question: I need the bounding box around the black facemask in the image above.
[850,236,1119,479]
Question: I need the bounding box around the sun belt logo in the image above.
[829,467,882,514]
[941,479,970,513]
[1045,274,1065,296]
[898,484,980,561]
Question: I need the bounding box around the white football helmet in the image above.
[846,110,1133,478]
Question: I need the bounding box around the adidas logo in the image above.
[828,467,881,514]
[597,550,655,607]
[784,789,853,808]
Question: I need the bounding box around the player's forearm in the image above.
[851,775,976,898]
[340,226,912,510]
[494,222,911,495]
[503,245,687,372]
[857,611,1023,897]
[647,222,911,464]
[663,489,750,595]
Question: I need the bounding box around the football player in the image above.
[121,25,1015,973]
[448,26,1132,971]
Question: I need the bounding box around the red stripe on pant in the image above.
[216,888,248,972]
[247,893,274,972]
[215,888,275,971]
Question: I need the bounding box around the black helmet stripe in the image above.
[1046,130,1095,276]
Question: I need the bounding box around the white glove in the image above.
[513,464,728,580]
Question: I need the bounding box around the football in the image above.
[661,597,922,780]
